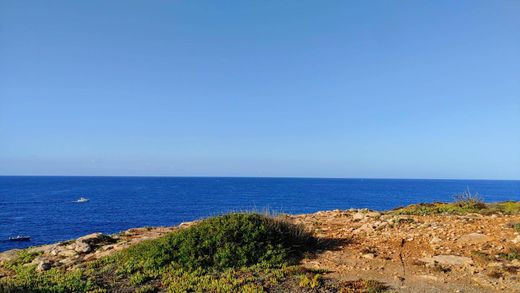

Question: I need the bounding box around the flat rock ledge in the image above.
[418,255,474,266]
[0,221,198,272]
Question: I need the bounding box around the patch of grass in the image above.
[392,190,520,216]
[3,250,43,270]
[498,246,520,261]
[135,284,155,293]
[0,250,96,292]
[162,265,293,292]
[340,279,389,293]
[0,265,97,293]
[507,222,520,232]
[394,217,414,225]
[471,251,493,266]
[298,271,323,289]
[491,202,520,214]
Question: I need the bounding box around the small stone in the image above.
[58,258,76,266]
[366,211,381,218]
[419,275,438,281]
[418,255,473,266]
[0,250,21,265]
[77,233,114,246]
[487,262,504,268]
[356,223,374,234]
[36,260,52,272]
[457,233,491,245]
[511,259,520,266]
[58,249,78,257]
[74,242,92,253]
[430,236,442,244]
[352,213,365,221]
[375,221,389,230]
[362,253,375,259]
[179,221,196,228]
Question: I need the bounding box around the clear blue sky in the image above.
[1,1,519,179]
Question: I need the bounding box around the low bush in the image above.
[110,213,316,277]
[453,189,485,210]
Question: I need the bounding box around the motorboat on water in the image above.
[8,235,31,242]
[75,197,90,203]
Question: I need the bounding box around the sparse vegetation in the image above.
[392,190,520,215]
[298,270,323,289]
[498,246,520,261]
[453,188,485,209]
[340,279,389,293]
[2,250,42,270]
[471,251,493,266]
[0,265,96,293]
[507,222,520,232]
[361,246,378,255]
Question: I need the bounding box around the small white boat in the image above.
[75,197,90,203]
[9,235,31,242]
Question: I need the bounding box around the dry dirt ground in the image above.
[288,209,520,293]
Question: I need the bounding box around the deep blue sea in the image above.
[1,176,519,252]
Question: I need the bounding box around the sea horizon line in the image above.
[0,175,518,181]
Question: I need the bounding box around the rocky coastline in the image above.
[1,202,520,292]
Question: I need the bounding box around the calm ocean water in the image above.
[0,176,519,252]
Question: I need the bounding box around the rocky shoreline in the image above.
[1,204,520,292]
[0,222,197,274]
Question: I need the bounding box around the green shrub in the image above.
[113,212,316,277]
[170,213,314,270]
[298,272,322,289]
[85,212,317,290]
[511,223,520,232]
